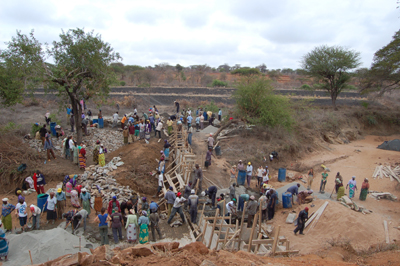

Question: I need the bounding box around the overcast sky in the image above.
[0,0,398,69]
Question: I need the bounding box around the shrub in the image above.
[120,81,126,86]
[0,122,20,133]
[299,84,313,91]
[360,101,369,109]
[199,100,219,114]
[211,79,228,87]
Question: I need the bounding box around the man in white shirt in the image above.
[167,192,186,224]
[69,137,75,162]
[246,162,253,188]
[46,192,57,224]
[30,204,41,230]
[112,112,119,128]
[155,121,163,139]
[207,134,214,149]
[156,171,163,197]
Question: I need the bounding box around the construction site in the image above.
[0,93,399,266]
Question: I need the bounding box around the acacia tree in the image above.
[0,28,121,143]
[301,45,361,110]
[362,30,400,95]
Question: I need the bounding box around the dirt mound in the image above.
[107,140,164,196]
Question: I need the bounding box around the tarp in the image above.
[377,139,400,152]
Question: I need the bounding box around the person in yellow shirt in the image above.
[121,115,127,130]
[166,118,173,135]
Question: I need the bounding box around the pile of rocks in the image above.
[78,157,137,205]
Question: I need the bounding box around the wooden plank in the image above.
[258,204,262,236]
[201,218,208,243]
[208,209,220,249]
[254,233,263,254]
[164,174,177,193]
[384,220,390,244]
[247,213,259,252]
[238,202,248,250]
[224,229,240,249]
[271,225,281,255]
[274,250,300,255]
[307,201,328,233]
[175,172,185,188]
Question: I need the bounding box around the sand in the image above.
[3,228,96,266]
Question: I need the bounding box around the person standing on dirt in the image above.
[56,188,66,220]
[218,109,222,121]
[94,207,111,246]
[294,207,309,235]
[128,123,135,143]
[307,168,314,190]
[246,162,254,188]
[29,204,41,230]
[359,178,369,201]
[346,176,357,198]
[15,197,27,232]
[166,118,173,135]
[207,133,214,150]
[155,120,163,139]
[193,164,203,193]
[187,113,193,129]
[319,170,328,193]
[111,207,124,244]
[1,199,15,233]
[112,112,119,128]
[164,186,176,217]
[167,192,186,224]
[267,189,277,220]
[36,171,46,194]
[150,209,163,242]
[200,113,204,130]
[108,196,121,215]
[46,192,57,224]
[174,100,180,114]
[81,117,89,136]
[80,188,91,216]
[195,115,200,131]
[121,114,127,130]
[203,109,208,121]
[246,195,258,228]
[187,125,193,146]
[44,136,56,162]
[205,148,215,168]
[229,183,236,201]
[258,192,268,222]
[45,110,51,125]
[68,136,74,162]
[66,106,72,125]
[187,189,199,224]
[123,126,129,144]
[230,165,237,185]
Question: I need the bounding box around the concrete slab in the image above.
[201,125,219,134]
[285,213,296,224]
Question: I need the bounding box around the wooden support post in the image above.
[384,220,390,244]
[225,229,240,249]
[286,240,290,252]
[254,233,263,254]
[258,205,262,236]
[199,203,206,224]
[208,209,220,249]
[247,213,259,253]
[271,225,281,255]
[238,201,247,250]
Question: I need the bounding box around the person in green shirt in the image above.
[320,170,328,193]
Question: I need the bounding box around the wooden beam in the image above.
[258,204,262,236]
[224,229,240,249]
[164,174,177,193]
[307,201,328,233]
[384,220,390,244]
[274,250,300,255]
[248,213,259,252]
[238,201,248,250]
[271,225,281,255]
[208,209,220,249]
[175,172,185,188]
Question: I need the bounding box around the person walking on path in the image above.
[319,170,328,193]
[150,210,163,242]
[294,207,309,235]
[110,207,124,244]
[164,187,176,217]
[80,188,91,216]
[307,168,314,190]
[138,211,150,244]
[205,148,215,168]
[46,192,57,224]
[1,199,15,232]
[125,209,138,243]
[29,204,41,230]
[346,176,357,199]
[123,126,129,144]
[94,207,111,246]
[167,192,186,224]
[192,164,203,193]
[246,162,254,188]
[188,189,199,224]
[359,178,369,201]
[15,198,27,232]
[246,195,258,228]
[56,188,66,220]
[155,120,163,139]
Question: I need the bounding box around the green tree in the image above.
[0,28,121,143]
[362,30,400,95]
[211,79,227,87]
[231,67,261,84]
[301,45,361,110]
[232,77,293,129]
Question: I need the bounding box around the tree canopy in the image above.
[362,30,400,95]
[301,45,361,110]
[0,28,121,143]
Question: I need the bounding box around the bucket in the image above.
[98,118,104,128]
[50,122,57,136]
[37,193,49,212]
[282,192,292,208]
[237,170,246,186]
[215,146,221,156]
[278,168,286,182]
[92,119,98,124]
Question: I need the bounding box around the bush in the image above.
[233,77,293,129]
[120,81,126,86]
[299,84,313,91]
[211,79,228,87]
[199,100,219,114]
[0,122,20,133]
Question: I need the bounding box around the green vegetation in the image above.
[233,77,293,129]
[199,100,219,114]
[120,81,126,86]
[31,123,41,136]
[211,79,228,87]
[301,45,361,110]
[0,122,20,133]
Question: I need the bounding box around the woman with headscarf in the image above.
[138,210,149,244]
[94,188,103,215]
[158,156,165,174]
[346,176,357,199]
[93,140,100,165]
[337,182,345,200]
[80,188,91,215]
[0,219,9,261]
[35,171,46,194]
[139,119,145,140]
[359,178,370,201]
[164,140,171,161]
[79,145,87,170]
[70,190,81,208]
[98,144,106,167]
[123,126,129,145]
[1,199,15,233]
[125,209,138,243]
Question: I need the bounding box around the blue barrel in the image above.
[237,170,246,185]
[92,119,98,124]
[37,193,49,212]
[278,168,286,182]
[50,122,57,136]
[98,118,104,128]
[282,192,292,208]
[215,146,221,156]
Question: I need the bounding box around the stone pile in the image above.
[78,156,137,205]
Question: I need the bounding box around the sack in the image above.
[205,161,209,167]
[35,131,41,140]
